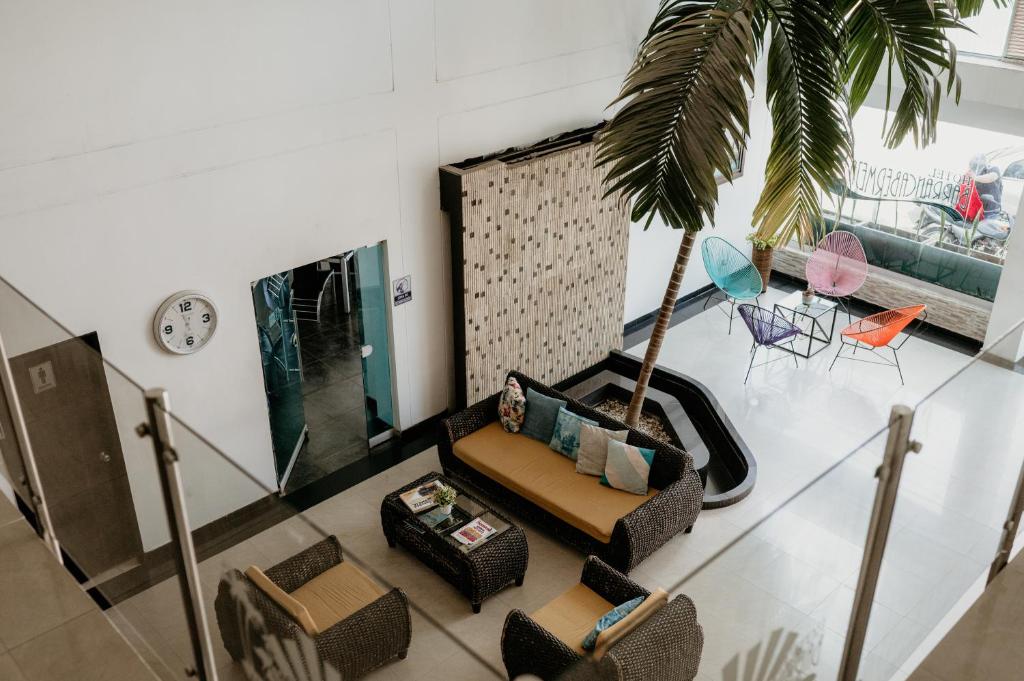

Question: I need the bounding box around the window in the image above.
[951,0,1023,61]
[821,107,1024,301]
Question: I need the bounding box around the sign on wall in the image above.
[393,275,412,306]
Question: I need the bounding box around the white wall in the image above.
[0,0,661,548]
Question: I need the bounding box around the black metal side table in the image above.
[772,290,838,358]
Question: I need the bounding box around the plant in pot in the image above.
[595,0,977,429]
[432,483,458,516]
[746,232,781,293]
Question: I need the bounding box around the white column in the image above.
[984,190,1024,361]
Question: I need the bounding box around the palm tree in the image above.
[597,0,994,428]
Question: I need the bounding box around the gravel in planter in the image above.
[594,398,673,443]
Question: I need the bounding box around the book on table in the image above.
[450,517,496,547]
[399,480,440,512]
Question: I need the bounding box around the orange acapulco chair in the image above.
[828,305,927,385]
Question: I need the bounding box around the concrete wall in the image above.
[0,0,662,548]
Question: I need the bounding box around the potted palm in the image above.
[746,232,781,293]
[596,0,977,427]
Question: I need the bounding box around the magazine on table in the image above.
[399,480,440,512]
[419,506,465,533]
[450,517,496,547]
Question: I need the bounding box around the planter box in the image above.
[556,351,756,509]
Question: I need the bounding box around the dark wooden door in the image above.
[9,333,143,579]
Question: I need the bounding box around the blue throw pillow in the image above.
[581,596,645,651]
[520,388,567,443]
[601,440,656,495]
[549,407,598,460]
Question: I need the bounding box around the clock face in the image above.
[154,292,218,354]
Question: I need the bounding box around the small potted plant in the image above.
[746,232,781,293]
[801,286,815,306]
[432,483,458,516]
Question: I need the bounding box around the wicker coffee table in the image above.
[381,472,528,613]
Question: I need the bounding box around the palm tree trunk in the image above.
[624,230,697,428]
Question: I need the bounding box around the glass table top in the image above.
[412,487,511,554]
[775,290,838,318]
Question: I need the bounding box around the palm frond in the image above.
[753,0,852,245]
[846,0,965,148]
[596,0,760,232]
[954,0,1009,17]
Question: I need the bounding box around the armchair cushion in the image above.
[291,562,387,635]
[452,422,657,542]
[244,566,317,635]
[549,406,597,460]
[594,588,669,658]
[530,582,615,655]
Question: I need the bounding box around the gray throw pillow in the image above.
[576,423,629,476]
[519,388,567,443]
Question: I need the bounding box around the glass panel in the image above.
[0,275,195,680]
[354,242,395,437]
[861,317,1024,676]
[824,107,1024,301]
[251,273,308,489]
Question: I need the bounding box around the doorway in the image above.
[252,241,396,494]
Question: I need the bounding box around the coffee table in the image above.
[380,472,528,613]
[772,290,838,358]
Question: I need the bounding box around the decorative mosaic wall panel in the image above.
[441,136,630,406]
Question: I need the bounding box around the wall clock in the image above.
[153,291,218,355]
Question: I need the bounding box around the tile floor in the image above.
[284,282,370,493]
[0,494,161,681]
[14,285,1024,681]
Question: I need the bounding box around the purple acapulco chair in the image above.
[738,304,802,384]
[805,230,868,323]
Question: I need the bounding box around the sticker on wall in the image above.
[393,275,412,306]
[29,361,57,394]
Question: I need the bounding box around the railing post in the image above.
[988,456,1024,584]
[139,389,218,681]
[838,404,920,681]
[0,329,61,559]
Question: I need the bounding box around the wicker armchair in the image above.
[214,536,411,680]
[501,557,703,681]
[439,371,704,573]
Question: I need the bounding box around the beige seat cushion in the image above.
[593,588,669,659]
[453,422,657,542]
[290,562,387,635]
[531,583,615,655]
[244,566,317,634]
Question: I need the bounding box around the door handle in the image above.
[361,345,373,359]
[99,451,111,463]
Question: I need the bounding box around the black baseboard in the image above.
[96,410,447,604]
[622,283,718,349]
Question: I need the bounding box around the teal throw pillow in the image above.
[548,407,598,460]
[520,388,567,443]
[601,440,656,495]
[581,596,645,651]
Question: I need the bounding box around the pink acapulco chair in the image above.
[805,230,868,323]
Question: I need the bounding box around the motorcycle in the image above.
[917,178,1013,258]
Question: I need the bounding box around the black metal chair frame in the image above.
[828,309,929,385]
[703,291,762,335]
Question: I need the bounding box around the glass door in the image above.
[252,274,307,488]
[353,243,395,443]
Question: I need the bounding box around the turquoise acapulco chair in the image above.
[701,236,764,334]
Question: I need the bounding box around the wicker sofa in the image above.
[501,556,703,681]
[439,371,704,573]
[214,536,411,680]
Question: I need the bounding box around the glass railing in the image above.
[0,276,194,680]
[856,318,1024,677]
[3,259,1024,681]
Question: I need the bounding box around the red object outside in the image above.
[954,178,985,222]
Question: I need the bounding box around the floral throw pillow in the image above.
[498,377,526,433]
[549,407,598,460]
